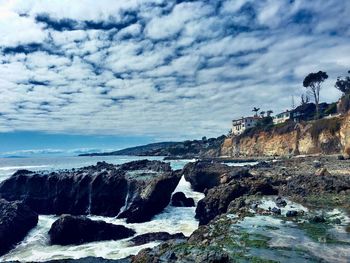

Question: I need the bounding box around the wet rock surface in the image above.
[171,192,195,207]
[0,198,38,256]
[49,215,135,245]
[195,183,248,225]
[129,232,186,246]
[0,160,181,223]
[129,156,350,262]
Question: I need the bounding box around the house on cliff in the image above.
[291,103,316,122]
[273,110,291,124]
[231,116,259,135]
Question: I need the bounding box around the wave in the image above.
[0,165,49,171]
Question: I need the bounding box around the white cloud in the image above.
[0,0,349,140]
[0,10,46,46]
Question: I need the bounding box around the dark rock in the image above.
[171,192,195,207]
[337,155,345,160]
[117,170,182,223]
[309,215,326,223]
[0,160,181,223]
[271,207,281,215]
[249,179,278,195]
[119,160,172,173]
[195,183,248,225]
[131,240,230,263]
[129,232,186,246]
[275,197,287,207]
[49,215,135,245]
[313,160,322,168]
[182,161,250,192]
[0,198,38,256]
[333,218,342,224]
[280,173,350,197]
[286,210,298,217]
[227,197,247,212]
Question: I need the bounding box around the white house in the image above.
[231,116,259,135]
[273,110,291,124]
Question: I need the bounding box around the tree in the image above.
[252,107,260,117]
[303,71,328,119]
[267,110,273,117]
[300,93,310,105]
[335,70,350,94]
[260,111,266,117]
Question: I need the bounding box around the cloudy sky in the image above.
[0,0,350,153]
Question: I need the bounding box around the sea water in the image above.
[0,156,202,262]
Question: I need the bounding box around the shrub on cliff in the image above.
[239,120,295,138]
[337,94,350,114]
[335,70,350,94]
[309,118,342,142]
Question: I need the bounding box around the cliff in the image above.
[221,113,350,157]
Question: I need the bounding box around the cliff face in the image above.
[221,113,350,157]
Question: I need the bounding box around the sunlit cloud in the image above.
[0,0,349,140]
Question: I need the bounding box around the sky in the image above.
[0,0,350,154]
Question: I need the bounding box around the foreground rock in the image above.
[0,160,181,223]
[196,183,248,225]
[0,199,38,256]
[171,192,195,207]
[129,232,186,246]
[49,215,135,245]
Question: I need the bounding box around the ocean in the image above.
[0,155,203,262]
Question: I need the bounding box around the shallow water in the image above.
[233,198,350,263]
[0,157,204,262]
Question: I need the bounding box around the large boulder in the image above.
[0,160,181,223]
[195,183,248,225]
[0,198,38,256]
[129,232,186,246]
[182,161,250,192]
[117,170,182,223]
[171,192,195,207]
[49,215,135,245]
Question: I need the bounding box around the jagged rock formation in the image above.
[221,113,350,157]
[0,199,38,256]
[49,215,135,245]
[129,232,186,246]
[0,160,181,223]
[182,161,249,192]
[130,156,350,263]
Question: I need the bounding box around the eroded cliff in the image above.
[221,113,350,157]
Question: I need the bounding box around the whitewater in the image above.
[0,155,203,262]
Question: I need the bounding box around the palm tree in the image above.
[252,107,260,117]
[267,110,273,117]
[260,111,266,117]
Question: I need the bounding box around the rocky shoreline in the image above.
[0,156,349,262]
